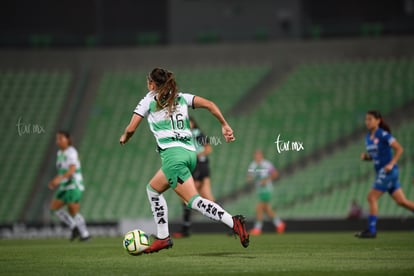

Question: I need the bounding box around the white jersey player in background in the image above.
[48,130,90,241]
[247,149,285,235]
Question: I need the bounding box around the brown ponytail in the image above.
[148,68,178,115]
[379,118,391,133]
[367,110,391,133]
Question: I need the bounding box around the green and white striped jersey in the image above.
[247,160,277,190]
[56,146,84,191]
[134,91,196,151]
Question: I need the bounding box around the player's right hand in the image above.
[222,124,235,143]
[48,176,60,190]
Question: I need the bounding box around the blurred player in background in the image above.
[347,199,363,220]
[247,150,285,235]
[48,131,90,241]
[173,117,214,238]
[119,68,249,253]
[356,110,414,238]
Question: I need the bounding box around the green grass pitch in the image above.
[0,232,413,275]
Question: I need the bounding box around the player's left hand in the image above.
[384,163,394,172]
[119,134,128,145]
[222,124,235,143]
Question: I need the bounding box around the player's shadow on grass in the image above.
[196,252,256,259]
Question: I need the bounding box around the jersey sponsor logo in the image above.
[172,132,192,142]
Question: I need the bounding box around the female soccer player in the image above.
[247,150,285,235]
[356,110,414,238]
[49,131,90,241]
[119,68,249,253]
[173,117,214,238]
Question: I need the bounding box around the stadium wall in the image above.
[1,0,412,47]
[2,36,414,69]
[1,219,413,239]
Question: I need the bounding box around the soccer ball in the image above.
[123,229,150,255]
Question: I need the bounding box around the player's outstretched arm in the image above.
[193,96,235,143]
[120,114,143,145]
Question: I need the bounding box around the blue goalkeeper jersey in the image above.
[365,127,396,173]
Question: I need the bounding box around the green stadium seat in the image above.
[0,70,71,223]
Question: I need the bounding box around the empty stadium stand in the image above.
[197,58,414,205]
[0,70,71,223]
[2,38,414,224]
[225,119,414,219]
